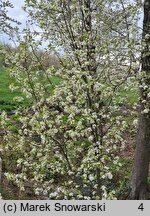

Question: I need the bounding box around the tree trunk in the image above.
[130,0,150,199]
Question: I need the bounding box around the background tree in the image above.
[130,0,150,200]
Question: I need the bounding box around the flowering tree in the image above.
[0,0,19,34]
[1,0,141,199]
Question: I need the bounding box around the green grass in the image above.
[0,66,29,111]
[116,88,139,105]
[0,66,62,111]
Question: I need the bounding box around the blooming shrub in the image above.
[1,0,141,199]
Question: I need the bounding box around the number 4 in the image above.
[138,203,144,211]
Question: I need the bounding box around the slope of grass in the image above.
[0,66,28,111]
[0,66,61,111]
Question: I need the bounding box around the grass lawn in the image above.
[0,66,61,111]
[116,88,139,105]
[0,66,28,111]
